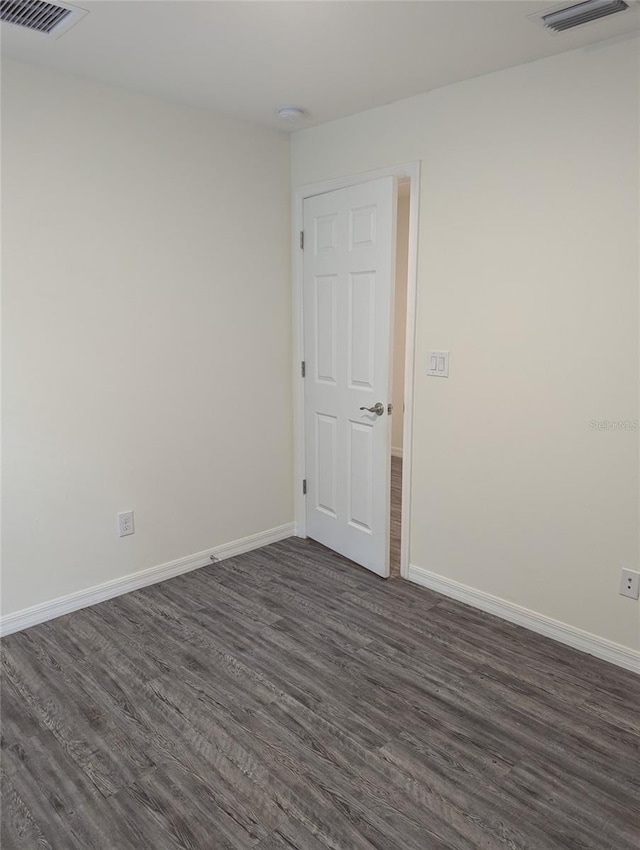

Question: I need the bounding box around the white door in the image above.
[303,177,397,577]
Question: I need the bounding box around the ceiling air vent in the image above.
[530,0,630,32]
[0,0,87,38]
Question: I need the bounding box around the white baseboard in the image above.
[408,563,640,674]
[0,522,295,638]
[391,447,403,459]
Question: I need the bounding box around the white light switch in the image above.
[427,351,450,377]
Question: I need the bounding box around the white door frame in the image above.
[292,161,420,580]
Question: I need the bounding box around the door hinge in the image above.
[301,360,306,378]
[302,479,307,495]
[299,230,304,250]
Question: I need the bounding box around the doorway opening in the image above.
[390,180,410,577]
[293,163,420,580]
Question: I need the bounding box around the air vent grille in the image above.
[0,0,86,35]
[540,0,629,31]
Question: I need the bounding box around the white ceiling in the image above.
[2,0,639,131]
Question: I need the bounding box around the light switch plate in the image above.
[427,350,450,377]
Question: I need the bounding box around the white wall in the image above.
[292,38,640,651]
[391,188,409,454]
[2,60,292,616]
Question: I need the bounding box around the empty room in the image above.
[1,1,639,848]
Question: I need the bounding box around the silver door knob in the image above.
[360,402,384,416]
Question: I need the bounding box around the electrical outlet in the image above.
[619,569,640,600]
[117,510,135,538]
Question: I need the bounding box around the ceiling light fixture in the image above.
[277,106,305,122]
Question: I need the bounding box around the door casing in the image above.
[292,162,420,580]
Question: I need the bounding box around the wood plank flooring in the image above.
[2,537,639,849]
[390,456,402,577]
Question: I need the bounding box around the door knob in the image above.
[360,402,384,416]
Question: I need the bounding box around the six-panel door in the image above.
[303,177,397,576]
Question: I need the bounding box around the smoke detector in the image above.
[529,0,632,33]
[0,0,88,38]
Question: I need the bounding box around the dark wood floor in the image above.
[390,456,402,578]
[2,537,639,850]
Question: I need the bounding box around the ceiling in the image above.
[2,0,639,131]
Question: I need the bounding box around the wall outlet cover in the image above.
[117,510,135,538]
[619,568,640,600]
